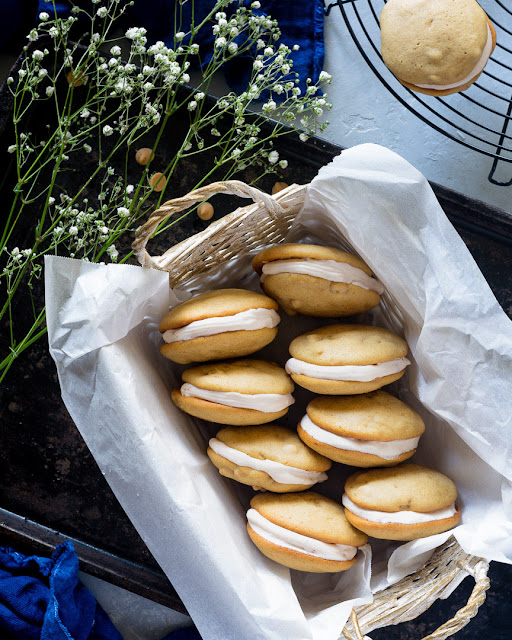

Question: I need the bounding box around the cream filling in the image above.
[285,357,410,382]
[247,509,358,561]
[414,25,492,90]
[180,383,295,412]
[209,438,328,485]
[300,414,419,460]
[342,494,457,525]
[261,258,384,294]
[162,308,280,343]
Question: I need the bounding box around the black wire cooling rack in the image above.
[325,0,512,185]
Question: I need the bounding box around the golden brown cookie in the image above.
[298,391,425,467]
[286,324,410,394]
[247,492,368,572]
[343,464,461,541]
[381,0,496,96]
[207,425,332,492]
[159,289,280,364]
[252,243,382,317]
[171,359,295,425]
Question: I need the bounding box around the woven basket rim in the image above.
[134,180,490,640]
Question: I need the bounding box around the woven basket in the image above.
[132,180,490,640]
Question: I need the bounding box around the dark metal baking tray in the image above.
[1,45,511,633]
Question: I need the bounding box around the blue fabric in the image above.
[0,541,122,640]
[161,629,202,640]
[32,0,325,95]
[0,0,38,53]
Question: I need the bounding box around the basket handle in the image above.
[344,559,490,640]
[132,179,285,269]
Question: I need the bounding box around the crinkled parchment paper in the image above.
[46,144,512,640]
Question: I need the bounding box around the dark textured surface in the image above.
[1,45,512,633]
[371,562,512,640]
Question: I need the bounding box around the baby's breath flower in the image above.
[211,128,221,137]
[268,150,279,164]
[18,69,27,79]
[190,43,199,54]
[103,125,113,136]
[46,86,54,97]
[80,109,90,119]
[117,206,130,217]
[39,12,49,21]
[125,27,146,40]
[27,29,39,42]
[7,76,13,85]
[7,145,16,154]
[263,100,276,112]
[299,133,309,142]
[32,50,44,61]
[188,100,197,111]
[253,60,264,70]
[96,7,108,18]
[110,45,121,56]
[215,37,227,49]
[83,143,92,153]
[228,42,238,54]
[175,32,185,41]
[49,26,59,38]
[48,197,55,205]
[195,92,205,101]
[126,185,134,194]
[319,70,332,82]
[279,160,288,169]
[106,244,119,260]
[251,1,261,8]
[69,226,78,235]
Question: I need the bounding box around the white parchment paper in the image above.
[46,144,512,640]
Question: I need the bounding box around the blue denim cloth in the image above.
[32,0,325,94]
[0,541,122,640]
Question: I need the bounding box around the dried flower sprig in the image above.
[0,0,332,381]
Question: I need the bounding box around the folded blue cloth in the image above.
[31,0,324,95]
[0,541,122,640]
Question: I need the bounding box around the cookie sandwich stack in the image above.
[160,243,461,572]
